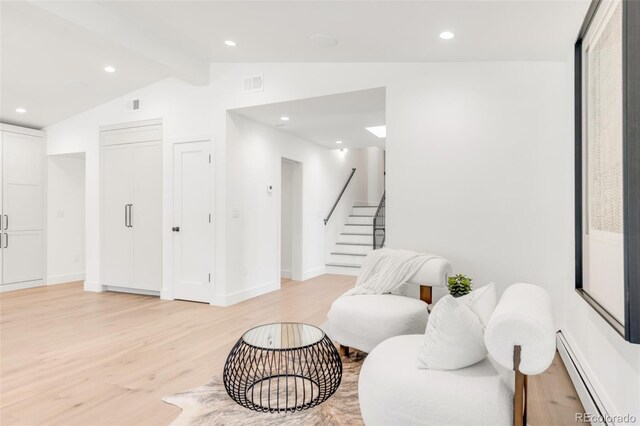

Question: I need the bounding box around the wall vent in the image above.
[126,99,141,111]
[242,74,264,93]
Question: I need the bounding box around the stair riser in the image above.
[340,234,374,245]
[334,244,373,255]
[329,254,366,265]
[325,265,360,276]
[352,206,378,216]
[349,216,375,225]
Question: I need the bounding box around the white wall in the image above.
[366,147,385,203]
[47,154,85,284]
[280,159,293,278]
[560,53,640,421]
[45,77,214,295]
[210,62,569,314]
[386,62,572,317]
[223,112,367,303]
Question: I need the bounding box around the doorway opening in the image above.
[47,153,86,285]
[280,158,303,282]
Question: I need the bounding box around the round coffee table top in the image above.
[242,322,325,350]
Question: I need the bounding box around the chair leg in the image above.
[513,345,526,426]
[339,345,350,357]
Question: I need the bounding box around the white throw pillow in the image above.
[417,295,487,370]
[459,282,497,328]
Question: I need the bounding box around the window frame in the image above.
[575,0,640,344]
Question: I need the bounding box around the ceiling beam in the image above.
[29,1,209,86]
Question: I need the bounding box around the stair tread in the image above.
[326,263,361,268]
[345,224,372,226]
[341,232,373,236]
[349,215,375,217]
[353,205,378,208]
[330,252,367,256]
[336,242,372,246]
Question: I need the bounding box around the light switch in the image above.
[267,185,273,194]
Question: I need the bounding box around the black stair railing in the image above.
[373,192,385,249]
[324,168,356,225]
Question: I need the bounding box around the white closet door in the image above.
[0,132,3,284]
[131,142,162,291]
[3,231,43,284]
[2,132,43,231]
[101,145,133,287]
[2,131,44,285]
[173,142,212,302]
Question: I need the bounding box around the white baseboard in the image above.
[84,281,103,292]
[556,332,609,426]
[281,269,292,279]
[104,286,160,297]
[47,272,85,285]
[303,267,326,281]
[0,280,45,292]
[211,280,280,307]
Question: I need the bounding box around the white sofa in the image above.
[324,257,452,354]
[358,283,556,426]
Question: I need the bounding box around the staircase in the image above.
[325,205,378,275]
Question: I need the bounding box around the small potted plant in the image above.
[447,274,473,298]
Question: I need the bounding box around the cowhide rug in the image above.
[163,352,366,426]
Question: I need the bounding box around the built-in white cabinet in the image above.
[0,124,46,290]
[100,120,162,292]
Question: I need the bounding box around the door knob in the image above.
[172,227,180,232]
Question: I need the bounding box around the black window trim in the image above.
[575,0,640,344]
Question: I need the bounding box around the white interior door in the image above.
[2,131,44,285]
[173,141,212,302]
[131,142,162,291]
[101,144,133,287]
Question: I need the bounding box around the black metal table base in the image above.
[223,334,342,412]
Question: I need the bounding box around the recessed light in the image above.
[15,107,26,113]
[225,40,237,47]
[104,66,116,73]
[365,126,386,138]
[280,116,290,121]
[439,31,455,40]
[336,140,343,144]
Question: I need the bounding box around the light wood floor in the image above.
[1,276,585,425]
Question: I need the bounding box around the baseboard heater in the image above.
[556,331,609,426]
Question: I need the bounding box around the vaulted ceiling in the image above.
[1,0,590,129]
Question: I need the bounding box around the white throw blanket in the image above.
[343,248,441,296]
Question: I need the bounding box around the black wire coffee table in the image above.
[223,322,342,412]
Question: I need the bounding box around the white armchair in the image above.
[324,257,452,355]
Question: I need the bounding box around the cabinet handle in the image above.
[128,204,133,228]
[4,233,7,249]
[3,215,7,231]
[125,205,129,227]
